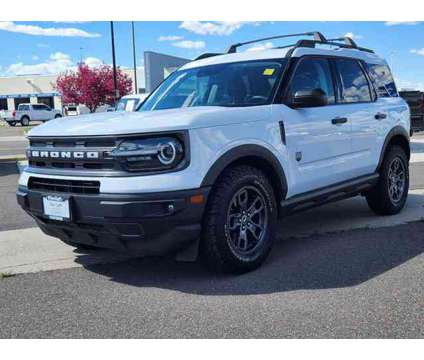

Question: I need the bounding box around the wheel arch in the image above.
[377,126,410,171]
[201,144,288,213]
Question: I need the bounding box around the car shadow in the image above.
[0,160,19,177]
[74,220,424,296]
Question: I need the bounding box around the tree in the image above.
[56,63,133,113]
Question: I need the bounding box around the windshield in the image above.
[116,98,141,112]
[139,60,286,111]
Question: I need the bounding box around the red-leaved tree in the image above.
[56,63,133,112]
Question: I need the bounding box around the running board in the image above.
[280,173,379,216]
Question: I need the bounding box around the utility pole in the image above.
[110,21,119,103]
[131,21,138,94]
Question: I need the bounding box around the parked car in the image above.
[399,90,424,132]
[64,104,90,117]
[18,32,410,273]
[116,93,149,112]
[8,103,62,126]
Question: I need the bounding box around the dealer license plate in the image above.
[43,195,70,221]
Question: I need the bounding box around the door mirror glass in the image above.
[291,88,328,108]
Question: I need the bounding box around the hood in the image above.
[28,106,272,137]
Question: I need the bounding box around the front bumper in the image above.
[17,186,210,255]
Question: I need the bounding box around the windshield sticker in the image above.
[263,68,275,76]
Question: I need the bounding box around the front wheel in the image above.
[366,145,409,215]
[201,165,277,273]
[54,114,62,119]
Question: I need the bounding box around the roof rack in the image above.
[194,33,374,62]
[226,32,327,53]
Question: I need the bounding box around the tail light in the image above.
[12,110,16,117]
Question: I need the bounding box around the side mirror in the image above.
[290,88,328,108]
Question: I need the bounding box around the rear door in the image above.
[282,56,353,195]
[332,58,380,176]
[31,104,44,120]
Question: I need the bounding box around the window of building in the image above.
[335,59,372,103]
[287,57,336,104]
[14,97,30,109]
[37,96,54,108]
[366,63,398,98]
[0,98,7,110]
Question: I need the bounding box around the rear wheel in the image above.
[8,121,16,127]
[20,116,30,126]
[201,165,277,273]
[366,145,409,215]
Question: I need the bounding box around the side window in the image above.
[335,59,372,103]
[33,104,43,110]
[366,63,398,98]
[287,58,335,104]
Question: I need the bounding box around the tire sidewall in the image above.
[381,147,409,212]
[21,117,29,126]
[214,170,277,268]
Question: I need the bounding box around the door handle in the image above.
[375,112,387,120]
[331,117,348,125]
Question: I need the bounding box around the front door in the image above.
[282,56,353,196]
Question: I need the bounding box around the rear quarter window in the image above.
[367,63,398,98]
[18,105,30,111]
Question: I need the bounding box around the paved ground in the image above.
[0,222,423,338]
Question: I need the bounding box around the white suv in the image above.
[10,103,62,126]
[17,33,410,273]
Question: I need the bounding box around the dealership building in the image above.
[0,51,189,115]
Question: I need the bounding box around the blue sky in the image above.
[0,21,423,89]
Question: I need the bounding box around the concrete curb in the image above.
[0,154,26,161]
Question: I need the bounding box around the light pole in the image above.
[131,21,138,94]
[110,21,119,103]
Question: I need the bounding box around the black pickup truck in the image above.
[399,90,424,132]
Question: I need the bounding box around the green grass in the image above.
[0,272,15,280]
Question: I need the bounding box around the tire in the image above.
[54,114,62,119]
[366,145,409,215]
[201,165,278,273]
[20,116,30,126]
[8,121,16,127]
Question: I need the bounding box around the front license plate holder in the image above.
[42,194,71,221]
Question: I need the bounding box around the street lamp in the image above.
[131,21,138,94]
[110,21,119,103]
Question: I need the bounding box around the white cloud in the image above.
[2,52,103,76]
[36,43,49,48]
[385,21,419,26]
[0,21,100,38]
[246,42,275,52]
[410,48,424,56]
[344,32,363,40]
[4,52,73,76]
[32,55,39,61]
[396,78,424,91]
[172,40,205,49]
[158,35,184,41]
[179,21,247,36]
[84,56,104,67]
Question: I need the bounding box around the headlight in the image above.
[111,136,186,172]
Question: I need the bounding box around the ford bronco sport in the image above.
[17,32,410,273]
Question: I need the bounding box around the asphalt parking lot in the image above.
[0,131,423,338]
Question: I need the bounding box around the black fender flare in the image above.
[376,126,410,170]
[200,144,288,199]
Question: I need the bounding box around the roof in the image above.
[180,45,386,71]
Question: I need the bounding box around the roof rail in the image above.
[226,32,327,53]
[288,37,375,55]
[194,52,223,60]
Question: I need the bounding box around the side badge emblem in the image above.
[296,152,302,162]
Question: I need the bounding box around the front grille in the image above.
[28,136,119,173]
[28,177,100,194]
